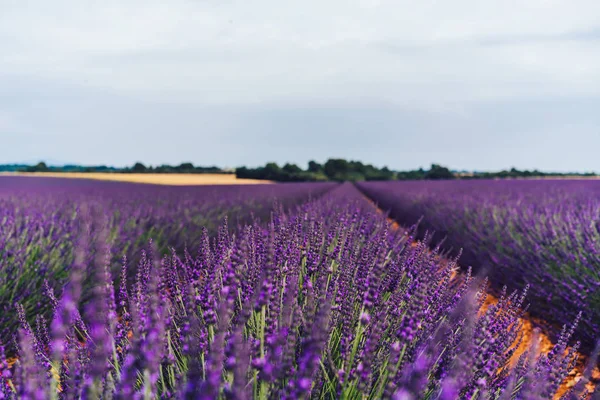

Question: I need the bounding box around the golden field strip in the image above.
[0,172,272,186]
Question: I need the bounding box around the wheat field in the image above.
[1,172,272,186]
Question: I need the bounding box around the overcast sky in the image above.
[1,0,600,171]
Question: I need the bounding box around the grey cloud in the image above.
[2,0,600,172]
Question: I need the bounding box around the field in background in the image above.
[1,172,271,185]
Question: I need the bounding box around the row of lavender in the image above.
[2,182,594,399]
[356,180,600,350]
[0,177,336,342]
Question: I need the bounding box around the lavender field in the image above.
[357,180,600,353]
[0,178,335,348]
[0,177,597,399]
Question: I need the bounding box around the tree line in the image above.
[236,160,455,182]
[0,162,227,174]
[1,160,596,182]
[236,160,598,182]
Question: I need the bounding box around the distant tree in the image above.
[307,161,323,173]
[349,161,367,175]
[177,162,195,171]
[282,163,302,174]
[425,164,454,180]
[154,164,170,173]
[132,162,147,172]
[26,162,49,172]
[365,166,394,181]
[263,163,282,180]
[235,166,250,178]
[396,168,426,180]
[196,166,224,173]
[324,159,350,180]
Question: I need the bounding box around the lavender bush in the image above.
[0,183,592,399]
[357,180,600,351]
[0,176,336,342]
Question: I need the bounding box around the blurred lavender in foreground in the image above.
[0,177,336,342]
[2,184,593,399]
